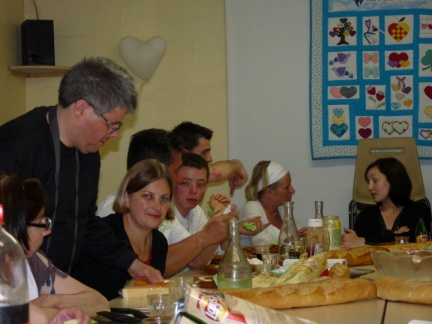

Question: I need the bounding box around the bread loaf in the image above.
[329,262,350,278]
[325,246,388,266]
[223,277,376,309]
[376,276,432,305]
[253,253,327,288]
[384,241,432,251]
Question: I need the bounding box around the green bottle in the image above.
[415,217,428,243]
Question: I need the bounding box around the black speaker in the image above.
[21,20,55,66]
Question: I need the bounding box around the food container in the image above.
[371,250,432,280]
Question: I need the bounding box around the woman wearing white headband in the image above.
[239,161,297,247]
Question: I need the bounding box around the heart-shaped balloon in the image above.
[119,36,167,81]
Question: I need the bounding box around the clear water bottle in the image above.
[0,205,29,323]
[278,202,301,259]
[217,220,252,289]
[314,201,323,219]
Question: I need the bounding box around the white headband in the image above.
[257,161,288,191]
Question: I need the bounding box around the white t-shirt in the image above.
[239,201,281,247]
[174,205,208,234]
[96,192,191,244]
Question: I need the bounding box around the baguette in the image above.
[253,253,327,288]
[329,262,350,278]
[384,241,432,251]
[223,277,376,310]
[376,276,432,305]
[325,246,388,266]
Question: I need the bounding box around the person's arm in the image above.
[343,206,386,247]
[239,201,275,246]
[341,228,366,248]
[209,160,248,195]
[164,213,234,276]
[32,254,109,317]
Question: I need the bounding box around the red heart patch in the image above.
[425,86,432,100]
[358,128,372,139]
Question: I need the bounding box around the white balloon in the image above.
[119,36,167,81]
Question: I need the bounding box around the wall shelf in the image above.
[9,65,70,78]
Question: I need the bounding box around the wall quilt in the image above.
[310,0,432,159]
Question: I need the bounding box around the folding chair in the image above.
[349,137,430,229]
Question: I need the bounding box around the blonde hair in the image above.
[113,159,174,220]
[245,161,272,201]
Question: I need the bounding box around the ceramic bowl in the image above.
[371,250,432,280]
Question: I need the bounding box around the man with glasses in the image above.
[0,56,164,284]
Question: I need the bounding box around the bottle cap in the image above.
[308,218,323,227]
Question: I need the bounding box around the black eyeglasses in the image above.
[27,217,52,231]
[86,100,123,133]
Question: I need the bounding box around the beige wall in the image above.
[17,0,228,204]
[0,0,25,122]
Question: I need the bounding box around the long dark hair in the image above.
[365,157,412,207]
[0,173,47,252]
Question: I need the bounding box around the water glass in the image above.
[169,276,194,301]
[394,235,409,244]
[254,263,275,275]
[253,245,270,261]
[147,294,176,317]
[262,253,279,265]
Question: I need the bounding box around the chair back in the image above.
[353,137,426,204]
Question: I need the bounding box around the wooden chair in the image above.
[349,137,430,229]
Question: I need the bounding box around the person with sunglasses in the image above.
[0,172,108,322]
[0,56,164,287]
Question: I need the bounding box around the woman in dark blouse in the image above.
[73,159,173,300]
[343,157,431,247]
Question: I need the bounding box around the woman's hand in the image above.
[342,227,366,248]
[49,306,90,324]
[128,259,164,283]
[394,226,409,234]
[239,216,270,236]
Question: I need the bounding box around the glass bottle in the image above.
[306,218,324,257]
[0,205,29,322]
[217,220,252,289]
[278,202,301,259]
[314,201,323,219]
[415,217,428,243]
[323,215,341,251]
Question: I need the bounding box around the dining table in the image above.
[109,264,432,324]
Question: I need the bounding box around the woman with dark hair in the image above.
[343,157,432,247]
[73,159,173,300]
[0,172,108,323]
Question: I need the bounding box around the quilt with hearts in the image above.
[310,0,432,159]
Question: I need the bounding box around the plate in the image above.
[210,255,223,264]
[201,264,219,275]
[350,268,375,278]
